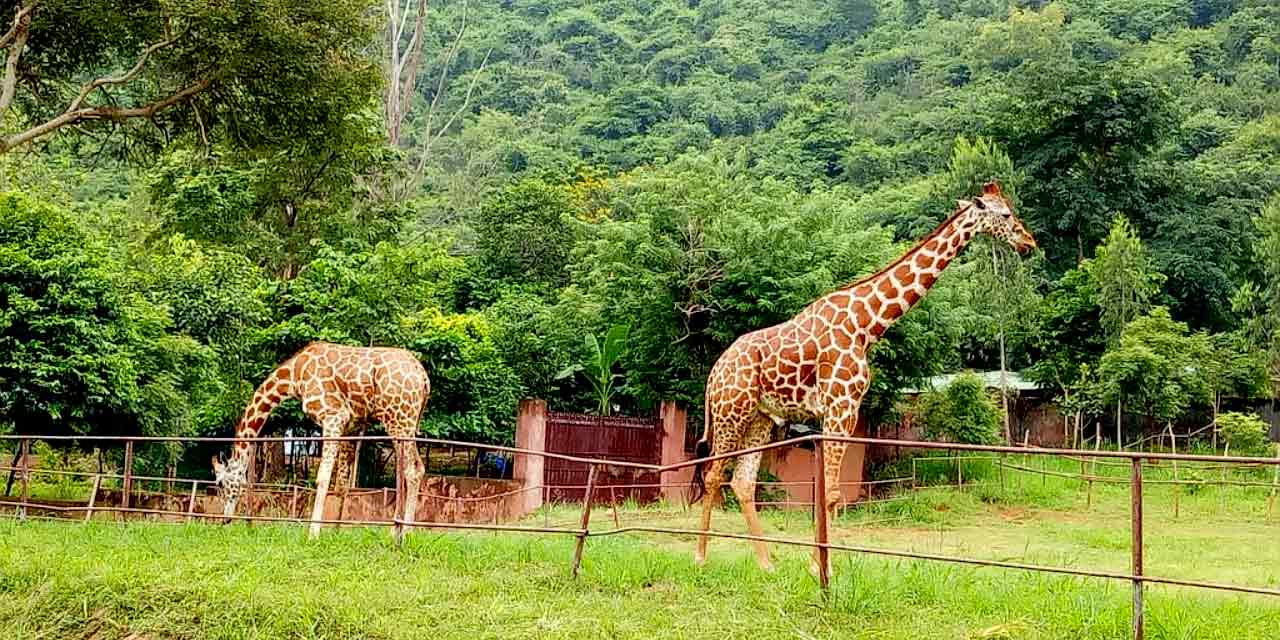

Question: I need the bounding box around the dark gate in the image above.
[544,411,663,504]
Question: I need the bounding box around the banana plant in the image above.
[555,324,630,416]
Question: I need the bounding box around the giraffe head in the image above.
[211,454,249,516]
[964,181,1037,255]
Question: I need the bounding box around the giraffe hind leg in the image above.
[694,458,728,566]
[731,416,775,571]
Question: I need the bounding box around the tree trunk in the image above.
[1115,397,1123,449]
[260,440,287,483]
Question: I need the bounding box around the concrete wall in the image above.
[75,473,528,525]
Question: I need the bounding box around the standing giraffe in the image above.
[691,182,1036,574]
[212,342,430,541]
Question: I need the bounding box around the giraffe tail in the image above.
[688,403,713,504]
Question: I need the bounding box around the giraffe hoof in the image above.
[759,560,776,573]
[694,553,707,568]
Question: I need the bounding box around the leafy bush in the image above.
[915,372,1004,445]
[1217,411,1272,455]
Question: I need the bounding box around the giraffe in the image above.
[211,341,430,541]
[690,182,1036,574]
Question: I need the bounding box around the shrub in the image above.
[1217,411,1272,456]
[916,371,1004,445]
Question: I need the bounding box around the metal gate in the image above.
[544,411,663,504]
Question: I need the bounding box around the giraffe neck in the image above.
[844,205,979,343]
[231,362,297,461]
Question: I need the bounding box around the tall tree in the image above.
[0,0,378,157]
[1088,216,1164,346]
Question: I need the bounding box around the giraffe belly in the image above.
[757,388,821,423]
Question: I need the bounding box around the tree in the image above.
[1217,411,1271,456]
[469,178,577,302]
[937,135,1035,442]
[915,371,1003,445]
[1025,268,1106,445]
[1236,195,1280,382]
[1093,308,1210,444]
[0,191,215,437]
[1088,216,1165,346]
[0,0,378,156]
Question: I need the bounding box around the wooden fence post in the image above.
[571,464,599,578]
[121,440,134,521]
[18,438,30,520]
[186,481,199,523]
[84,473,102,523]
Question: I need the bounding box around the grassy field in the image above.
[4,453,1280,639]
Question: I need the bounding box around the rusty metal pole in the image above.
[571,464,599,578]
[813,439,831,590]
[121,440,134,520]
[84,473,102,523]
[18,438,30,520]
[1131,457,1145,640]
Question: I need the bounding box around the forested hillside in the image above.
[2,0,1279,455]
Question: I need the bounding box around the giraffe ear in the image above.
[957,199,972,210]
[211,456,224,475]
[982,181,1002,196]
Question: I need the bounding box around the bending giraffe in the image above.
[690,182,1036,575]
[212,342,430,541]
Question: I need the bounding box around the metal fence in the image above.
[4,433,1280,640]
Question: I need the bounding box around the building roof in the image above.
[902,370,1040,395]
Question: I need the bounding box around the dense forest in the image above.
[2,0,1280,460]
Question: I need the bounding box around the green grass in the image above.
[5,452,1280,639]
[3,513,1280,640]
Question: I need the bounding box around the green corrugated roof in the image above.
[902,370,1039,395]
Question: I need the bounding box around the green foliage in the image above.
[1217,411,1272,456]
[3,0,380,156]
[0,192,215,437]
[1087,217,1165,345]
[1236,195,1280,380]
[1093,308,1211,425]
[469,178,577,302]
[556,324,630,416]
[264,243,520,442]
[915,372,1003,445]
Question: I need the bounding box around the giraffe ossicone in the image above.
[691,181,1036,575]
[213,342,430,542]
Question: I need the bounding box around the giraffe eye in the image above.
[972,198,987,210]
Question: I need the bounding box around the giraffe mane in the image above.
[830,201,975,294]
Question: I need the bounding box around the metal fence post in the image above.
[1131,457,1145,640]
[18,438,30,520]
[121,440,134,520]
[813,439,831,590]
[571,463,599,578]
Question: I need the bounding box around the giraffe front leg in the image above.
[309,418,347,539]
[397,436,425,543]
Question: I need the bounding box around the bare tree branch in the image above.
[416,46,490,176]
[67,37,178,113]
[385,0,427,146]
[0,2,35,50]
[0,78,213,153]
[0,3,35,125]
[418,0,470,151]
